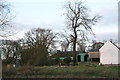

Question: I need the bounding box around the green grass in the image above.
[2,63,120,78]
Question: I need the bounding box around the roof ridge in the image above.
[109,41,120,50]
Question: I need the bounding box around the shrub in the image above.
[2,57,14,65]
[54,57,61,65]
[63,57,72,66]
[46,58,55,65]
[46,58,61,66]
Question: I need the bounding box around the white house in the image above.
[99,41,120,65]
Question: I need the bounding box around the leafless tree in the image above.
[0,0,14,37]
[60,32,71,52]
[2,40,21,65]
[24,28,58,49]
[64,0,101,65]
[22,28,58,65]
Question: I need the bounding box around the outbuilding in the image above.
[77,53,89,62]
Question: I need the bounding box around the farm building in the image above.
[77,52,89,62]
[51,51,89,62]
[99,41,120,65]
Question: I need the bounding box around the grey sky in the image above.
[4,0,119,42]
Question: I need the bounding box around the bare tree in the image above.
[64,0,101,65]
[22,28,58,65]
[2,40,21,65]
[60,32,71,52]
[24,28,58,49]
[0,0,14,37]
[77,39,86,52]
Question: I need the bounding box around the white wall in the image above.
[99,41,120,64]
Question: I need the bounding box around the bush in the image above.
[46,58,55,65]
[46,58,61,66]
[54,57,61,65]
[2,57,14,65]
[63,57,72,66]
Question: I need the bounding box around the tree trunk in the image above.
[73,27,77,66]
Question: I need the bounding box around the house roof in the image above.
[89,42,104,52]
[100,41,120,50]
[89,48,99,52]
[92,42,104,47]
[110,41,120,50]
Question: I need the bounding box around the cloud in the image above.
[100,7,117,27]
[8,0,66,3]
[5,0,119,41]
[89,32,118,41]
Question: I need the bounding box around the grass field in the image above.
[2,63,120,78]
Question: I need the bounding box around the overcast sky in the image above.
[5,0,119,42]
